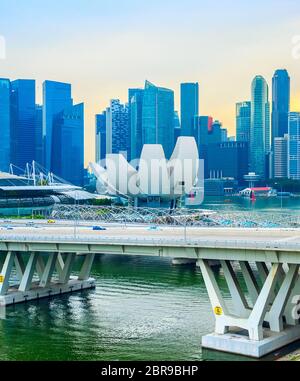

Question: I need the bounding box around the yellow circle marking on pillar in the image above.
[214,306,223,316]
[0,275,4,283]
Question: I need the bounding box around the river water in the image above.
[0,197,299,361]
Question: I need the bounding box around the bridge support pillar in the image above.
[199,259,300,358]
[0,251,96,308]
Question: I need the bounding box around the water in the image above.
[201,195,300,213]
[0,198,299,361]
[0,256,213,361]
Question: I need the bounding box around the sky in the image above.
[1,0,300,166]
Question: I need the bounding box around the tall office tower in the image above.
[194,116,222,146]
[288,112,300,180]
[106,100,129,157]
[272,69,290,148]
[34,105,43,165]
[0,79,11,171]
[142,81,174,158]
[51,103,84,185]
[220,128,228,142]
[10,79,36,169]
[250,75,270,178]
[174,111,181,144]
[129,89,144,160]
[274,135,288,178]
[43,81,72,169]
[180,82,199,136]
[95,112,106,163]
[236,101,251,142]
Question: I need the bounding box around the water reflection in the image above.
[0,255,217,361]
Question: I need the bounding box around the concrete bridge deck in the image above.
[0,225,299,253]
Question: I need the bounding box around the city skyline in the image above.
[1,0,300,165]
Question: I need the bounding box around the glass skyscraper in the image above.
[274,135,288,178]
[34,104,43,165]
[142,81,174,158]
[0,78,11,171]
[174,111,181,144]
[106,100,129,157]
[236,101,251,143]
[288,112,300,180]
[250,76,270,178]
[95,111,106,162]
[194,116,220,146]
[10,79,36,169]
[129,89,144,160]
[52,103,84,186]
[43,80,72,170]
[272,69,290,149]
[180,83,199,137]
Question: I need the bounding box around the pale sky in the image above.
[1,0,300,166]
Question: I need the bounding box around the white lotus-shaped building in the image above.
[90,137,199,207]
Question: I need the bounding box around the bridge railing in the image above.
[0,234,299,251]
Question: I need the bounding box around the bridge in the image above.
[0,222,300,358]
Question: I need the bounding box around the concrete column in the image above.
[247,263,281,340]
[40,253,58,288]
[283,272,300,326]
[198,259,229,334]
[58,253,76,284]
[19,252,39,292]
[268,264,299,332]
[0,252,15,296]
[78,253,95,281]
[239,261,260,306]
[14,252,26,282]
[221,260,250,318]
[36,255,45,279]
[55,253,65,280]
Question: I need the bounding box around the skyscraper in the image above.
[142,81,174,158]
[272,69,290,148]
[206,141,248,182]
[0,79,11,171]
[129,89,144,160]
[34,104,43,165]
[95,111,106,163]
[51,103,84,185]
[274,135,288,178]
[128,88,144,161]
[250,75,270,178]
[43,81,72,169]
[194,116,221,146]
[180,83,199,136]
[10,79,36,169]
[174,111,181,144]
[288,112,300,180]
[236,101,251,142]
[106,100,129,157]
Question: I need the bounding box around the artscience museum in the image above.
[90,137,203,208]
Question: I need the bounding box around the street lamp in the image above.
[74,190,79,238]
[275,182,283,210]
